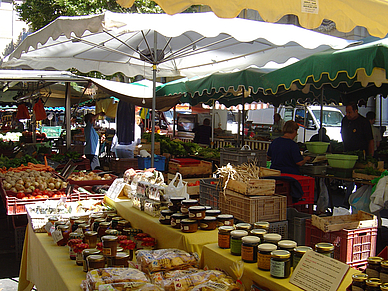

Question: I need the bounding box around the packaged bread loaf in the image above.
[84,267,149,290]
[97,282,163,291]
[173,270,232,291]
[136,249,199,273]
[191,280,240,291]
[149,268,201,291]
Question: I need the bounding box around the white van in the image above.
[247,105,344,142]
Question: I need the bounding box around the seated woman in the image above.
[267,120,311,174]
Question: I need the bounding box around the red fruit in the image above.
[17,192,25,199]
[43,190,49,195]
[195,181,200,186]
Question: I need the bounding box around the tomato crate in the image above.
[305,219,377,268]
[199,178,221,209]
[220,190,287,224]
[280,173,315,205]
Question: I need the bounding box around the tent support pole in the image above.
[65,82,71,150]
[320,87,324,141]
[151,32,157,167]
[173,106,176,138]
[241,90,245,146]
[211,100,215,147]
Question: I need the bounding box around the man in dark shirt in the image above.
[341,103,374,156]
[193,118,212,145]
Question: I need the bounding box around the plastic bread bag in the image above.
[97,282,163,291]
[149,268,201,291]
[191,280,241,291]
[84,267,150,291]
[230,261,244,291]
[173,270,236,291]
[136,249,199,273]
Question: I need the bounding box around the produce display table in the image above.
[200,243,360,291]
[105,196,218,255]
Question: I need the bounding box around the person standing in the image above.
[267,120,311,174]
[366,111,382,152]
[272,113,285,132]
[84,112,105,170]
[341,103,374,156]
[193,118,212,146]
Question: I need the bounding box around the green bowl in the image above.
[326,154,358,169]
[305,142,330,154]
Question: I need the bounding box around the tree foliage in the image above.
[16,0,163,31]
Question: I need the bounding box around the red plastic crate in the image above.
[305,219,377,268]
[281,173,315,205]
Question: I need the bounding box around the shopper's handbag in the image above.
[349,185,372,214]
[166,172,188,199]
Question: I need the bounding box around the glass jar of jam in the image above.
[54,220,67,230]
[250,229,267,242]
[114,252,130,268]
[270,250,291,278]
[82,248,101,272]
[97,221,111,238]
[218,226,234,249]
[72,219,85,232]
[111,217,123,229]
[293,246,313,269]
[241,236,260,263]
[105,229,119,236]
[278,240,297,267]
[169,196,186,212]
[87,254,105,271]
[89,214,102,226]
[84,231,98,248]
[253,221,270,231]
[366,257,384,278]
[101,235,118,257]
[352,273,368,291]
[78,223,90,234]
[217,214,234,227]
[171,213,188,229]
[315,243,334,258]
[46,216,59,235]
[181,199,199,214]
[206,209,221,217]
[181,219,198,233]
[122,228,132,238]
[230,230,248,256]
[57,225,70,246]
[235,223,252,231]
[257,243,277,271]
[188,206,206,220]
[92,218,105,232]
[159,209,174,225]
[366,278,382,291]
[381,260,388,283]
[117,220,130,232]
[199,216,217,230]
[68,232,83,260]
[263,233,282,246]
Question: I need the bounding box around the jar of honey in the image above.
[117,220,131,232]
[199,216,217,230]
[87,254,105,271]
[92,218,105,232]
[206,209,221,217]
[188,206,206,220]
[111,217,123,229]
[257,243,277,271]
[253,221,270,231]
[82,248,101,272]
[97,221,111,238]
[217,214,234,227]
[171,213,188,229]
[84,231,98,249]
[181,199,199,214]
[351,273,368,291]
[366,257,384,278]
[181,219,198,233]
[113,252,130,268]
[315,243,335,258]
[56,225,70,246]
[101,235,118,257]
[241,236,260,263]
[218,226,234,249]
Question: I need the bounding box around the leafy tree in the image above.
[15,0,163,31]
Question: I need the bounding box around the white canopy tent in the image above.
[2,12,356,164]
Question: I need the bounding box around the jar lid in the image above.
[218,226,235,233]
[48,216,59,222]
[254,221,270,228]
[367,256,384,263]
[57,225,69,231]
[161,209,174,215]
[235,223,252,230]
[230,230,248,238]
[84,231,98,237]
[117,247,123,252]
[79,223,90,229]
[112,216,123,221]
[202,216,217,221]
[74,219,85,224]
[107,213,119,218]
[258,243,277,252]
[294,246,313,254]
[217,214,234,219]
[105,229,119,235]
[101,235,118,242]
[90,214,102,219]
[271,250,291,259]
[94,218,105,223]
[181,219,197,225]
[171,213,188,218]
[278,240,297,249]
[204,206,212,210]
[182,199,198,205]
[381,283,388,291]
[118,220,130,225]
[87,254,105,262]
[382,260,388,268]
[263,233,282,242]
[352,273,368,282]
[54,221,67,226]
[189,206,206,211]
[82,248,101,256]
[206,209,221,215]
[366,278,382,287]
[69,232,83,239]
[315,243,334,252]
[116,252,129,259]
[99,221,111,227]
[170,196,186,202]
[242,236,260,244]
[250,229,267,236]
[69,216,80,220]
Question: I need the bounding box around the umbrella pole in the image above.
[242,90,245,146]
[151,33,158,167]
[65,82,71,150]
[320,87,324,141]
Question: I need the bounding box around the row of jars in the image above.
[352,274,388,290]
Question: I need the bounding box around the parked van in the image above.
[247,105,344,142]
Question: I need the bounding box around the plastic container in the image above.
[281,174,315,205]
[269,221,288,239]
[220,147,266,166]
[286,208,311,245]
[137,155,166,171]
[305,142,330,154]
[326,154,358,169]
[199,179,220,210]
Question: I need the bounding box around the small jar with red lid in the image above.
[57,225,70,246]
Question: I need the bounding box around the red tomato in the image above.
[36,195,44,199]
[17,192,25,199]
[187,183,195,186]
[195,181,200,186]
[28,195,35,199]
[42,195,49,199]
[43,190,49,195]
[210,181,216,185]
[47,191,54,197]
[21,197,29,200]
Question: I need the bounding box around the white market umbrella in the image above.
[2,11,356,164]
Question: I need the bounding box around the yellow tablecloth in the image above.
[201,243,360,291]
[105,197,218,255]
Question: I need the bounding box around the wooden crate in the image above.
[259,167,281,177]
[352,171,380,181]
[220,189,287,224]
[225,179,275,196]
[133,142,160,155]
[109,158,138,174]
[168,160,212,176]
[311,210,377,232]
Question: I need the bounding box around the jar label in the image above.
[200,223,209,229]
[257,253,271,270]
[270,260,285,277]
[225,221,232,226]
[189,213,195,218]
[241,245,254,262]
[103,248,112,256]
[380,272,388,283]
[171,221,176,226]
[76,252,83,264]
[160,215,165,220]
[51,229,63,243]
[218,233,230,249]
[183,226,189,231]
[230,238,242,255]
[45,222,53,234]
[366,268,380,278]
[351,285,364,291]
[166,215,171,219]
[196,213,202,218]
